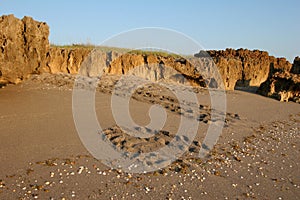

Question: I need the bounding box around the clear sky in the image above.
[0,0,299,61]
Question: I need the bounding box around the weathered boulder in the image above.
[0,14,49,84]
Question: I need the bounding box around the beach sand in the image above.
[0,74,299,199]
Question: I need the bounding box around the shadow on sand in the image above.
[234,80,259,94]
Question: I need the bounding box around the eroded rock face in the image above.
[0,14,49,84]
[42,47,91,74]
[40,47,294,91]
[79,49,120,77]
[257,56,300,103]
[52,49,207,87]
[257,72,300,103]
[106,53,206,86]
[195,48,292,90]
[1,14,297,100]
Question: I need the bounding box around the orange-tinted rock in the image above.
[42,47,91,74]
[195,48,292,90]
[1,14,296,99]
[0,15,49,84]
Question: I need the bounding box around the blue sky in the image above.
[0,0,299,61]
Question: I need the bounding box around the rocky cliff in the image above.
[257,57,300,102]
[43,48,208,87]
[0,14,298,103]
[42,47,91,74]
[106,52,207,86]
[195,49,292,90]
[45,48,294,91]
[0,14,49,84]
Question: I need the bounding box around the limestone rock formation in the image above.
[44,48,293,91]
[42,47,91,74]
[79,49,119,77]
[38,47,295,92]
[257,56,300,103]
[0,14,49,84]
[195,48,292,90]
[106,53,206,86]
[84,51,203,86]
[257,71,300,103]
[1,14,298,103]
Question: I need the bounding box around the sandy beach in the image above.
[0,74,299,199]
